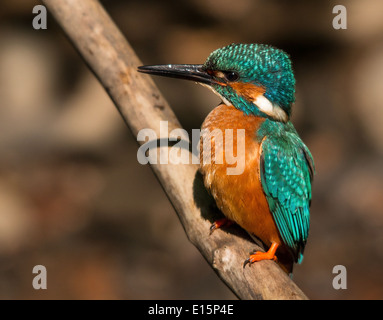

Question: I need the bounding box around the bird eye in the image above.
[223,71,239,82]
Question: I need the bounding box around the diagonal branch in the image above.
[42,0,308,300]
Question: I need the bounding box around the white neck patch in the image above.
[253,95,288,122]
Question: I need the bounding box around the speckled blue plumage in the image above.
[203,43,296,117]
[257,119,314,263]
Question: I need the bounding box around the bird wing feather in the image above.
[260,134,314,263]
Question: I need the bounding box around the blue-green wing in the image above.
[260,135,314,263]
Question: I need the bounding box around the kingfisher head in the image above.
[138,43,295,122]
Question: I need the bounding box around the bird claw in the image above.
[243,245,279,268]
[209,223,218,235]
[243,258,252,269]
[242,254,259,269]
[209,218,233,235]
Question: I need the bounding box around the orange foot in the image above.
[243,243,279,268]
[209,218,234,235]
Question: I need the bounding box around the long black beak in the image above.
[137,64,213,85]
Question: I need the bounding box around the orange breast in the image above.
[199,104,283,248]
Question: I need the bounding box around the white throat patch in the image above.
[199,83,231,106]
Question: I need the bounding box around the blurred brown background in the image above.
[0,0,382,300]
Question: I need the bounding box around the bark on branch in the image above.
[42,0,308,300]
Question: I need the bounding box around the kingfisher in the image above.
[138,43,315,274]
